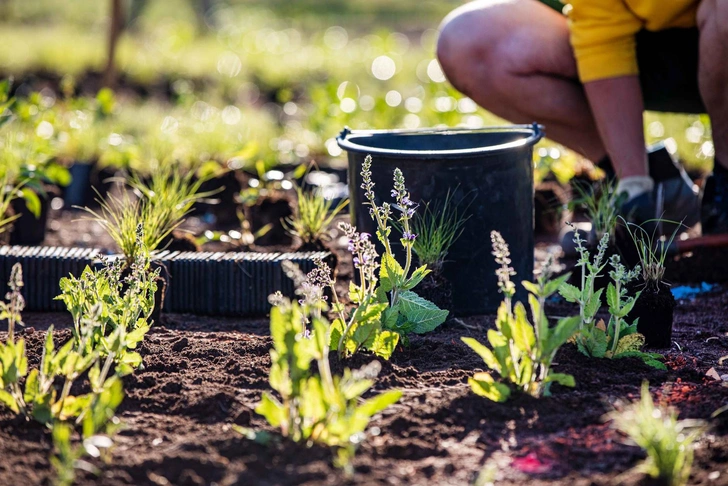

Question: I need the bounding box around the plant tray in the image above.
[0,246,330,316]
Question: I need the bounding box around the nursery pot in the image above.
[628,282,676,348]
[9,189,51,246]
[338,124,542,315]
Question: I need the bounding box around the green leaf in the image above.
[558,282,581,303]
[349,281,364,304]
[23,368,39,404]
[511,302,535,352]
[20,188,42,219]
[368,330,399,359]
[606,283,618,313]
[398,291,448,334]
[468,372,511,402]
[584,288,604,320]
[546,316,581,355]
[380,254,404,291]
[381,305,400,331]
[581,327,608,358]
[461,337,500,372]
[544,372,575,388]
[256,393,286,427]
[401,265,431,291]
[619,295,640,318]
[0,389,18,413]
[543,273,572,298]
[357,390,402,417]
[329,318,345,350]
[522,280,540,296]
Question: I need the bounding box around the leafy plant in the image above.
[406,189,470,275]
[306,157,448,360]
[559,230,665,369]
[50,379,122,486]
[461,231,580,401]
[355,156,448,341]
[607,382,705,486]
[283,182,349,246]
[254,289,401,469]
[57,244,158,377]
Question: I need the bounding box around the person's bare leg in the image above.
[437,0,606,162]
[697,0,728,170]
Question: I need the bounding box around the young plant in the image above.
[607,382,705,486]
[406,189,470,276]
[51,378,123,486]
[558,227,609,338]
[573,179,624,243]
[621,217,682,292]
[559,232,665,368]
[359,156,448,338]
[283,182,349,247]
[254,281,401,469]
[129,165,219,230]
[81,191,179,265]
[57,237,158,376]
[461,232,580,402]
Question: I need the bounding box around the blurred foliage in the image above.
[0,0,715,179]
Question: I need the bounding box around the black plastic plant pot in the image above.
[9,190,51,246]
[628,284,676,348]
[338,124,542,316]
[63,162,116,209]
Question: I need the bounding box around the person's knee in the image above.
[698,0,728,36]
[436,0,519,94]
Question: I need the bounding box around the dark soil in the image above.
[1,287,727,485]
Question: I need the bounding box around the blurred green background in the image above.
[0,0,715,177]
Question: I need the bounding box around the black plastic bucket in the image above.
[337,124,542,315]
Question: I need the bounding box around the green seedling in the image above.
[406,188,470,276]
[559,230,665,369]
[253,294,401,470]
[607,382,704,486]
[462,232,580,401]
[283,182,349,246]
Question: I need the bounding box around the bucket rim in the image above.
[337,123,544,158]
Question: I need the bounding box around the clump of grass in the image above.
[83,166,215,263]
[607,382,705,486]
[621,217,682,292]
[283,183,348,246]
[408,190,470,275]
[573,179,624,243]
[82,191,179,264]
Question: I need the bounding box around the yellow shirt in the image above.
[568,0,699,82]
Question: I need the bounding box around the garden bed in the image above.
[1,285,727,485]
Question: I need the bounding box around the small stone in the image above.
[706,367,721,381]
[709,471,720,481]
[24,327,35,335]
[721,374,728,382]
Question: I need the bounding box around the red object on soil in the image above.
[511,452,555,474]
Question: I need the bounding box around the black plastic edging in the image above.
[0,246,329,316]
